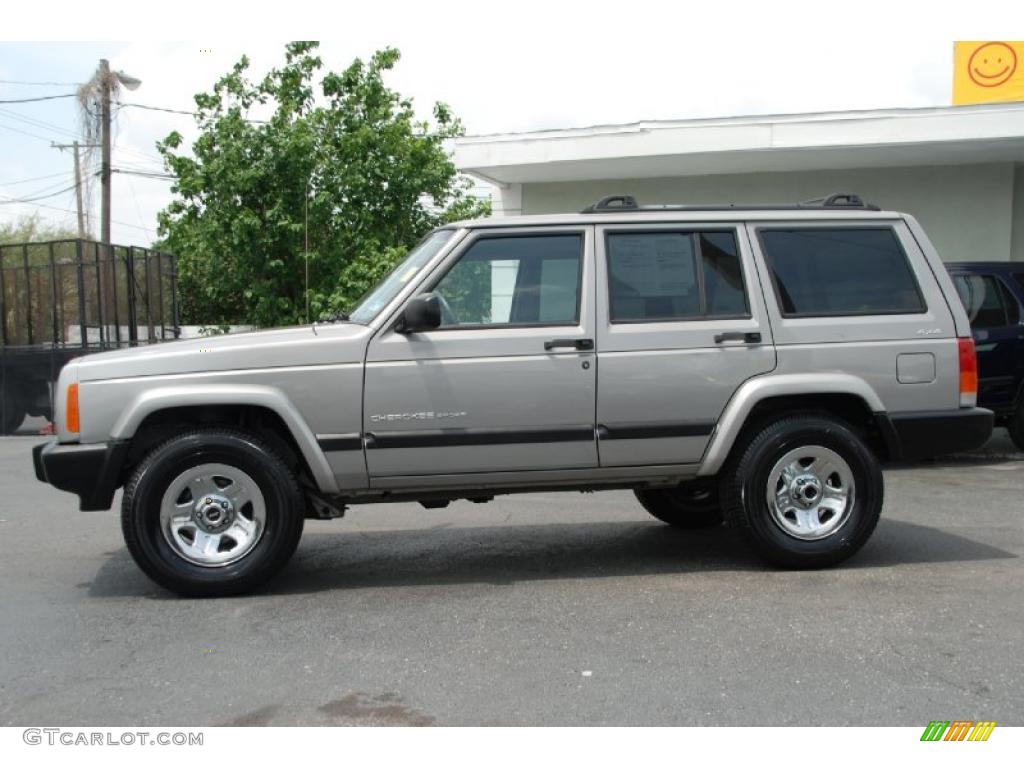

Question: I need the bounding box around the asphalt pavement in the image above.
[1,431,1022,726]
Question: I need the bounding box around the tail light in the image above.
[958,337,977,407]
[66,383,80,434]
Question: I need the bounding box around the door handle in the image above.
[714,331,762,344]
[544,338,594,351]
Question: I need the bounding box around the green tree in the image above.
[0,214,77,246]
[157,41,488,327]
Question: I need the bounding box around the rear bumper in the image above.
[880,408,994,462]
[33,439,129,511]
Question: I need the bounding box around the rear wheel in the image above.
[634,478,723,529]
[1,380,27,435]
[720,415,883,568]
[1007,403,1024,452]
[121,427,305,597]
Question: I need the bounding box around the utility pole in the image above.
[72,142,85,239]
[84,58,139,245]
[51,141,98,239]
[99,58,112,246]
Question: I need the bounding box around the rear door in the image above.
[594,224,776,466]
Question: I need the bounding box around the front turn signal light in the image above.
[66,383,80,434]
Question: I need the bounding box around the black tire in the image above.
[720,415,883,569]
[1,381,27,435]
[634,478,723,529]
[121,427,305,597]
[1007,403,1024,452]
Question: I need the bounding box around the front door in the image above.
[594,224,776,466]
[364,227,598,482]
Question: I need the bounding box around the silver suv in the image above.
[33,193,993,595]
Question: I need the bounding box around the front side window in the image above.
[432,234,582,327]
[759,228,926,317]
[605,230,748,322]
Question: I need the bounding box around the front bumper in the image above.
[882,407,994,462]
[33,440,129,511]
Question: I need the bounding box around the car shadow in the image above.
[885,431,1024,471]
[85,517,1017,599]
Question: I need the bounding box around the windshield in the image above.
[347,230,455,324]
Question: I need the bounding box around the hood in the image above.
[73,322,372,382]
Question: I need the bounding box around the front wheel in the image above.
[720,415,883,568]
[121,428,305,597]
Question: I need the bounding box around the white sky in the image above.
[0,0,1018,245]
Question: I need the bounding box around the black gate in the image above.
[0,239,179,434]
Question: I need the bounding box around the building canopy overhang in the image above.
[454,104,1024,186]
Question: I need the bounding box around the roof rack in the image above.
[579,192,880,214]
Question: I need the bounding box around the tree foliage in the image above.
[0,214,78,246]
[157,41,488,327]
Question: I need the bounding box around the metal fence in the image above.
[1,239,179,434]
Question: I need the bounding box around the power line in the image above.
[0,79,79,86]
[0,106,81,140]
[114,144,167,165]
[0,119,64,143]
[0,169,81,187]
[112,168,175,180]
[115,100,197,117]
[0,178,88,205]
[0,93,77,104]
[0,194,157,234]
[124,174,148,233]
[116,100,269,124]
[5,173,82,200]
[1,104,167,180]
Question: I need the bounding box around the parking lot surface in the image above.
[1,432,1022,726]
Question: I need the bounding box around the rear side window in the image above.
[759,228,926,317]
[605,230,748,322]
[954,274,1020,328]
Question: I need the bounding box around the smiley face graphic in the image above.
[968,42,1017,87]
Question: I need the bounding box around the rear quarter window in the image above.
[759,227,926,317]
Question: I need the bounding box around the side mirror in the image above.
[397,293,442,334]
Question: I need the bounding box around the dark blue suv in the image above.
[947,262,1024,450]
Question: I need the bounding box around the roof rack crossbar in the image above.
[579,191,880,214]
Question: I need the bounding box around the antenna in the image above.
[304,177,310,325]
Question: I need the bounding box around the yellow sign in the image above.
[953,41,1024,105]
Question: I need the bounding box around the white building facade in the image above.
[454,103,1024,263]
